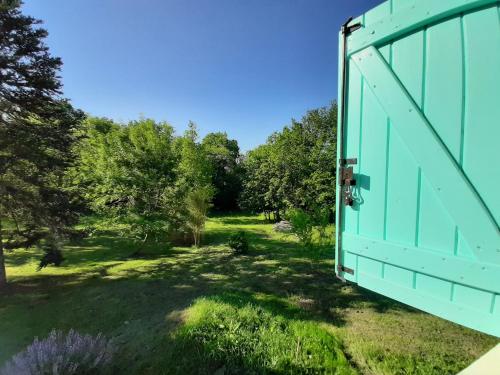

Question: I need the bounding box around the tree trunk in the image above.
[275,210,281,222]
[0,219,7,288]
[193,230,199,247]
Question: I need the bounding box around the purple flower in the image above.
[1,329,115,375]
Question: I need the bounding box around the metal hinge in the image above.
[341,18,362,36]
[337,264,355,275]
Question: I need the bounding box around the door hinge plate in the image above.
[340,158,358,166]
[337,265,355,275]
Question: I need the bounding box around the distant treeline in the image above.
[70,99,337,223]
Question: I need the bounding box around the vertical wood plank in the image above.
[385,31,423,246]
[419,17,462,255]
[357,45,391,239]
[462,7,500,226]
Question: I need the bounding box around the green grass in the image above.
[166,292,355,374]
[0,214,497,374]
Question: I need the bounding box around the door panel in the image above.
[336,0,500,337]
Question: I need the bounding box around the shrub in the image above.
[311,206,331,245]
[1,329,115,375]
[228,231,249,255]
[38,235,65,270]
[38,245,64,270]
[288,208,314,247]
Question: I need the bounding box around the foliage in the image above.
[239,144,279,220]
[240,103,338,221]
[288,209,314,248]
[185,186,213,247]
[311,206,332,245]
[0,3,85,286]
[72,117,178,216]
[71,119,221,248]
[70,117,185,244]
[228,231,249,255]
[201,132,243,211]
[121,214,171,245]
[175,122,213,191]
[1,329,115,375]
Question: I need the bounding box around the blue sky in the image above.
[23,0,382,151]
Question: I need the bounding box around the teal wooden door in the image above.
[335,0,500,337]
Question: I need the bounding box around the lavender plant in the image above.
[1,329,115,375]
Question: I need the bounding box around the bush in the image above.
[288,209,314,247]
[311,206,331,245]
[38,245,64,270]
[1,329,115,375]
[228,231,249,255]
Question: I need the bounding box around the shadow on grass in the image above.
[155,291,356,375]
[4,222,414,317]
[0,219,420,372]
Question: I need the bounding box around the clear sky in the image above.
[22,0,382,151]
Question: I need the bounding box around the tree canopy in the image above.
[0,3,84,286]
[240,103,338,220]
[201,132,242,211]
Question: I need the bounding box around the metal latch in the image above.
[339,158,357,206]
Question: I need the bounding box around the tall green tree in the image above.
[240,103,337,221]
[0,3,84,287]
[201,132,242,211]
[175,122,214,245]
[175,122,213,191]
[239,144,281,220]
[71,117,181,241]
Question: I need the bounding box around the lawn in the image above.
[0,214,497,374]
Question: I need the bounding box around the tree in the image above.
[185,186,213,247]
[175,122,212,190]
[71,117,181,244]
[175,123,214,245]
[239,144,281,221]
[201,132,242,211]
[71,119,216,247]
[0,3,84,287]
[240,103,338,221]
